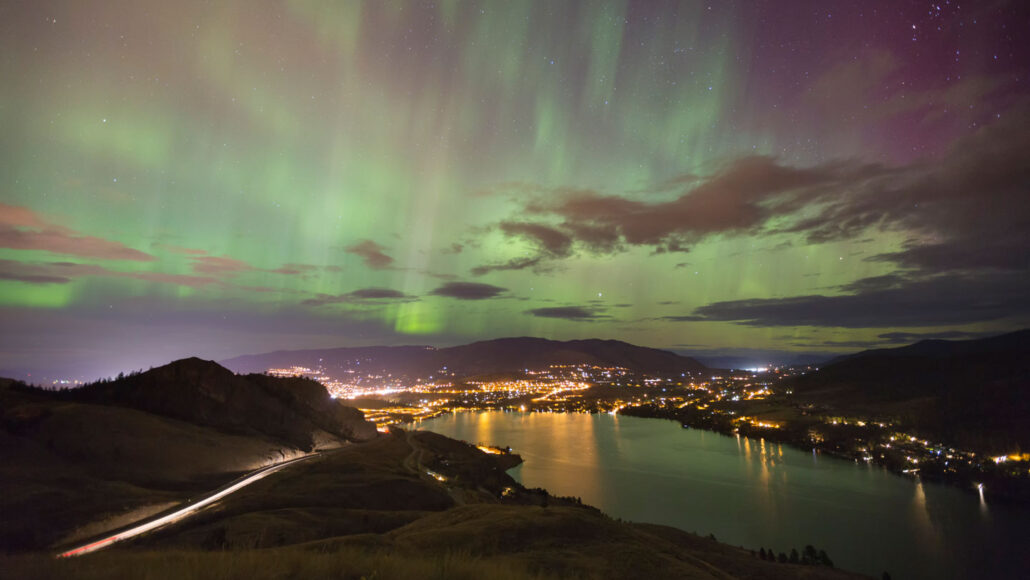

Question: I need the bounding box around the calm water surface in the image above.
[417,411,1030,580]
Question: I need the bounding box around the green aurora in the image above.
[2,1,1028,379]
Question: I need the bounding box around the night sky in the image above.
[2,1,1029,380]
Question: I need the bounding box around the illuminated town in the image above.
[263,362,1030,494]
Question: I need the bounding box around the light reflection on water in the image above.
[417,411,1030,580]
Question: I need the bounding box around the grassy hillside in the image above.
[0,359,381,552]
[3,547,560,580]
[93,430,863,580]
[0,381,309,551]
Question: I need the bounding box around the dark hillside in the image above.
[67,357,376,449]
[0,381,307,551]
[791,330,1030,451]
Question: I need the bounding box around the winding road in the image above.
[56,453,320,558]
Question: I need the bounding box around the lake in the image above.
[416,411,1030,579]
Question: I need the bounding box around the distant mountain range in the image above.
[220,337,709,377]
[792,329,1030,451]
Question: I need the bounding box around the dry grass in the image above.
[2,547,559,580]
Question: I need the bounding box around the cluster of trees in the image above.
[756,544,834,568]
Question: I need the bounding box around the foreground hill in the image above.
[0,360,376,551]
[791,330,1030,451]
[1,358,864,578]
[220,337,709,377]
[66,357,377,449]
[8,430,863,580]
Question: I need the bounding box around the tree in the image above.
[790,548,800,564]
[803,544,819,564]
[759,548,767,560]
[819,549,834,568]
[882,573,892,580]
[778,552,788,563]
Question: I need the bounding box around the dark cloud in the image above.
[302,287,415,307]
[562,221,623,254]
[480,105,1030,284]
[470,256,546,276]
[876,330,995,343]
[528,156,847,250]
[442,243,464,254]
[467,107,1030,334]
[429,281,507,300]
[470,222,575,276]
[791,107,1030,267]
[0,203,155,262]
[868,235,1030,272]
[838,273,907,293]
[350,288,408,299]
[658,315,706,322]
[499,221,574,257]
[682,272,1030,328]
[0,271,71,284]
[526,306,607,321]
[345,239,394,269]
[479,155,879,262]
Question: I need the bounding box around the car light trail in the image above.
[56,454,317,558]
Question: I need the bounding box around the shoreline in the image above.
[411,406,1030,505]
[618,404,1030,505]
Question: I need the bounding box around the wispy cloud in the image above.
[0,259,218,288]
[0,203,154,261]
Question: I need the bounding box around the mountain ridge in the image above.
[220,336,708,377]
[791,329,1030,451]
[828,329,1030,364]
